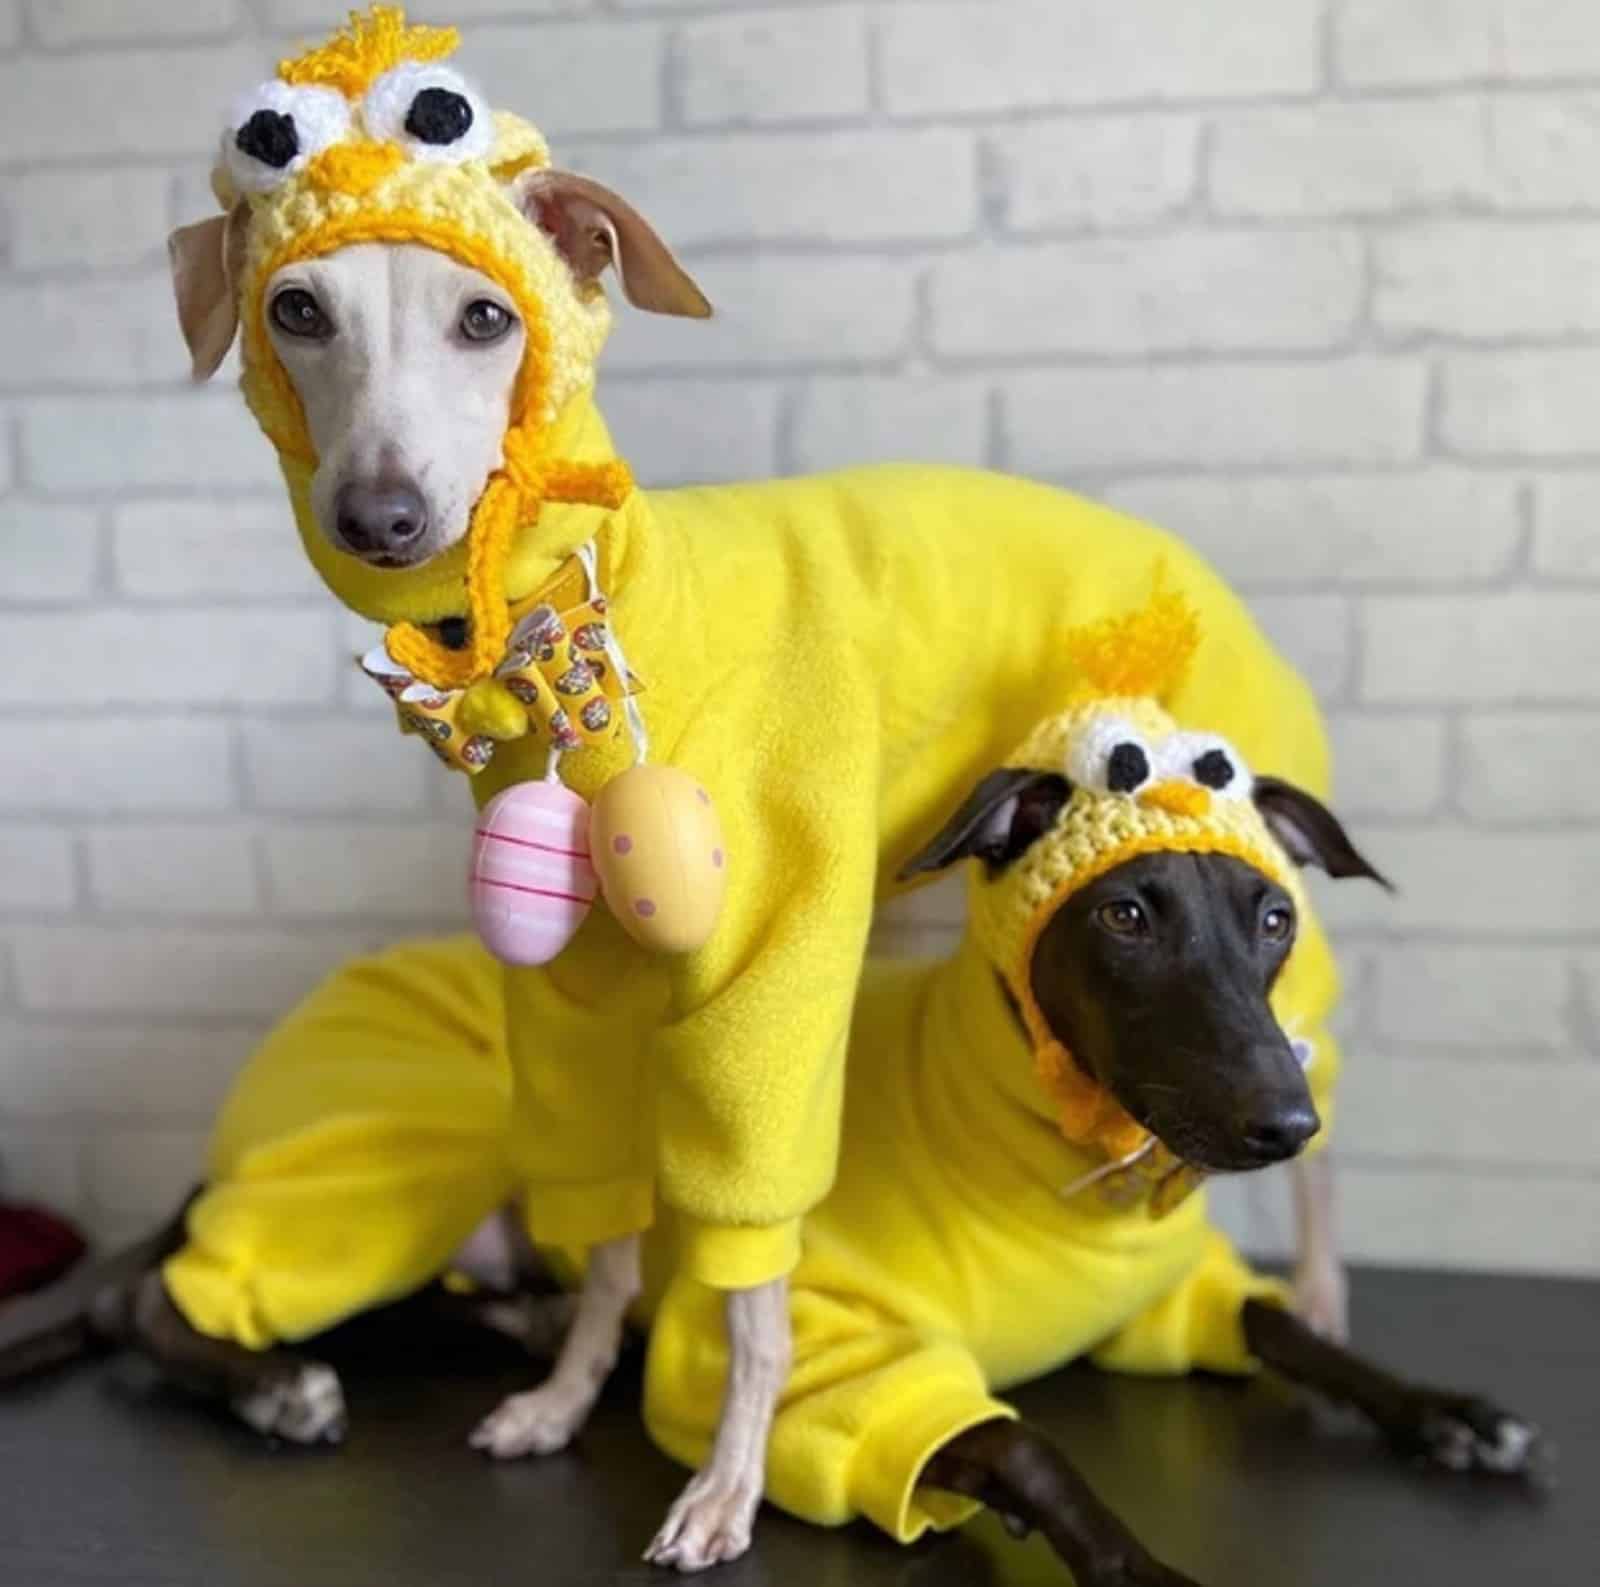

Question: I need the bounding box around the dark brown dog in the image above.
[902,770,1541,1587]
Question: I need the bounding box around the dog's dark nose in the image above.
[335,481,428,559]
[1239,1100,1320,1163]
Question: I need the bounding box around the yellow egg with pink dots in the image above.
[590,764,727,954]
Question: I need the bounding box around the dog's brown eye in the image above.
[270,288,333,341]
[1262,905,1294,942]
[461,299,515,343]
[1096,900,1149,938]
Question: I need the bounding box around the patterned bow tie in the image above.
[360,588,639,774]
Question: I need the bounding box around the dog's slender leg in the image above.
[470,1233,640,1458]
[1242,1298,1544,1477]
[924,1419,1202,1587]
[130,1273,347,1445]
[644,1277,791,1574]
[1289,1152,1348,1343]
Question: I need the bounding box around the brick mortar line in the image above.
[1337,1154,1600,1184]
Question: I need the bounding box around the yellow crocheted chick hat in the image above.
[217,6,630,688]
[970,579,1307,1160]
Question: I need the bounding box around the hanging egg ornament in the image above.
[470,782,598,966]
[590,765,727,954]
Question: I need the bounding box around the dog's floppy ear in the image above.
[898,769,1071,881]
[513,169,712,319]
[167,204,251,381]
[1253,775,1393,890]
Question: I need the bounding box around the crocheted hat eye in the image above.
[224,81,352,195]
[362,62,494,165]
[1064,715,1154,798]
[1158,731,1254,801]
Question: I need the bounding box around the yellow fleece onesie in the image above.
[163,880,1338,1542]
[169,10,1337,1325]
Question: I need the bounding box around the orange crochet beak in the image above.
[1138,780,1212,818]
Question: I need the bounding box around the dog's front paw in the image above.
[1393,1393,1546,1479]
[232,1362,346,1446]
[643,1466,762,1573]
[469,1384,590,1458]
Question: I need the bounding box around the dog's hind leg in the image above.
[1242,1297,1545,1478]
[924,1419,1202,1587]
[470,1232,640,1458]
[129,1272,347,1446]
[643,1276,791,1573]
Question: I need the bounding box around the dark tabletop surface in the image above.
[0,1267,1593,1587]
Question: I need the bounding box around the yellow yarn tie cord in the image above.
[383,437,633,690]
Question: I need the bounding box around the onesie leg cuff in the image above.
[523,1177,654,1249]
[162,1246,278,1352]
[854,1383,1017,1544]
[674,1216,802,1291]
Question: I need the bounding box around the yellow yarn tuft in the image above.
[1061,569,1201,706]
[278,5,458,100]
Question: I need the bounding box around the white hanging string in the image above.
[1058,1135,1157,1201]
[576,538,649,767]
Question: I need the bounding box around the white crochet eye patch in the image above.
[1156,730,1254,801]
[1064,715,1154,797]
[362,62,494,165]
[224,81,352,195]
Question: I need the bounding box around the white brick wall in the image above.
[0,2,1595,1275]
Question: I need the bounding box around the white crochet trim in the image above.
[361,62,494,166]
[1157,730,1254,802]
[222,81,351,195]
[1064,713,1151,796]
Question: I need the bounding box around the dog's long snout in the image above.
[335,479,429,561]
[1237,1079,1320,1165]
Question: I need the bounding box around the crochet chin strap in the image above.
[383,431,633,690]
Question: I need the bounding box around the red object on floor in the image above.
[0,1204,87,1301]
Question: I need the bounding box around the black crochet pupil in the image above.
[1192,748,1235,790]
[1106,742,1150,794]
[236,108,299,169]
[406,87,473,145]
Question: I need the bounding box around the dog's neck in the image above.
[915,937,1116,1193]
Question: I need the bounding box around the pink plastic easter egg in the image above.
[470,782,598,966]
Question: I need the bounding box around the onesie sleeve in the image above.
[650,725,880,1291]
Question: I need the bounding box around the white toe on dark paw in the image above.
[1477,1416,1540,1474]
[234,1362,346,1445]
[1417,1403,1544,1478]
